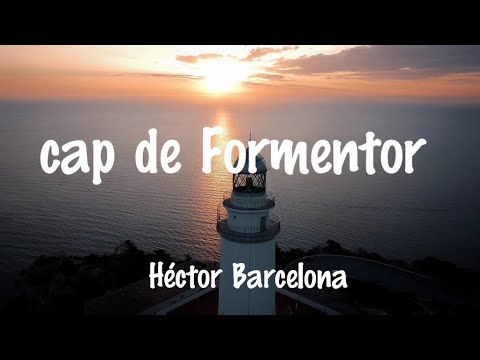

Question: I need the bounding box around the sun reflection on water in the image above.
[183,109,240,260]
[203,109,239,202]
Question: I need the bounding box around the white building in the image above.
[86,146,339,316]
[217,149,281,315]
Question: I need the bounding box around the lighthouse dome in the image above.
[233,153,268,174]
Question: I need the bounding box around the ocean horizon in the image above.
[1,100,480,300]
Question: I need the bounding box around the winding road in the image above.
[286,254,472,306]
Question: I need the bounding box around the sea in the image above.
[1,100,479,299]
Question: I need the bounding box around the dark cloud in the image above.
[176,53,223,63]
[242,46,299,62]
[249,73,284,81]
[274,45,480,79]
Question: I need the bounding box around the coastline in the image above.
[4,239,480,316]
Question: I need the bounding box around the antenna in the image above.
[249,129,252,142]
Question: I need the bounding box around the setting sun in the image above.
[199,59,250,95]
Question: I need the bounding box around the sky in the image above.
[1,45,480,103]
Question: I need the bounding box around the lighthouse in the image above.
[216,143,281,315]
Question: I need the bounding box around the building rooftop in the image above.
[85,261,214,316]
[165,288,330,315]
[85,265,337,316]
[233,153,268,174]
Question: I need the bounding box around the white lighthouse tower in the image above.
[217,144,281,315]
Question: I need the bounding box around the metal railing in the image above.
[216,208,281,243]
[222,190,276,210]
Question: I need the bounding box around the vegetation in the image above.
[7,240,180,316]
[276,239,477,283]
[276,240,480,315]
[6,239,479,316]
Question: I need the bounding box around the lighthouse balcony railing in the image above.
[216,209,281,243]
[222,190,276,210]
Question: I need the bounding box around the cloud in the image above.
[249,73,285,81]
[115,73,202,80]
[175,46,298,65]
[242,46,299,61]
[273,45,480,79]
[176,53,224,63]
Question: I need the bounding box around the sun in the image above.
[199,59,250,95]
